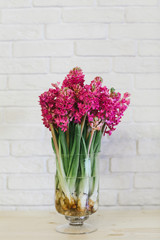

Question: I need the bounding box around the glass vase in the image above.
[55,153,99,234]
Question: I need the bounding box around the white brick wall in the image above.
[0,25,43,40]
[62,8,125,23]
[0,59,48,74]
[0,176,5,189]
[0,157,46,173]
[113,57,160,73]
[13,41,73,57]
[125,7,160,22]
[11,141,53,156]
[98,0,158,6]
[75,40,136,56]
[134,174,160,188]
[33,0,95,7]
[135,74,160,89]
[51,57,112,73]
[46,24,106,39]
[111,157,160,172]
[0,0,160,210]
[0,0,31,8]
[8,175,54,190]
[0,142,9,156]
[0,76,7,90]
[4,108,41,124]
[138,41,160,56]
[1,9,60,23]
[0,91,42,106]
[118,190,160,205]
[133,107,160,122]
[109,23,160,39]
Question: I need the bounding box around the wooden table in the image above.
[0,209,160,240]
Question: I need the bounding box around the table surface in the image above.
[0,209,160,240]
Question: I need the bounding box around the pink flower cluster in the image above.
[39,67,130,135]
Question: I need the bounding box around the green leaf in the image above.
[67,124,81,193]
[59,128,69,175]
[110,87,115,93]
[51,137,56,154]
[79,135,88,177]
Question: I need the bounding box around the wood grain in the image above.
[0,208,160,240]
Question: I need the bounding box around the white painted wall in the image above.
[0,0,160,210]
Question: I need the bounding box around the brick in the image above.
[13,41,73,57]
[0,191,53,205]
[62,8,124,23]
[0,91,41,107]
[44,128,53,139]
[99,190,117,205]
[118,190,160,205]
[0,157,45,173]
[51,57,111,73]
[0,142,9,156]
[0,109,2,123]
[0,58,48,74]
[98,0,158,6]
[99,155,109,174]
[134,173,160,190]
[0,176,5,189]
[33,0,94,6]
[113,57,160,73]
[134,174,160,188]
[8,174,54,190]
[8,74,65,90]
[4,108,41,124]
[2,9,60,23]
[138,139,160,155]
[126,8,160,23]
[109,24,160,39]
[132,90,160,106]
[0,76,7,89]
[0,25,43,40]
[133,107,160,122]
[111,123,160,139]
[139,41,160,56]
[118,107,131,123]
[0,0,31,8]
[11,140,53,156]
[47,158,56,173]
[0,126,44,140]
[135,74,160,89]
[111,156,160,172]
[0,43,11,57]
[101,139,136,156]
[46,24,106,39]
[100,174,130,189]
[75,40,136,56]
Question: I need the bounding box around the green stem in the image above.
[67,124,81,193]
[50,124,71,200]
[58,128,69,175]
[88,129,95,155]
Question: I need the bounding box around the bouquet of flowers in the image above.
[39,67,130,216]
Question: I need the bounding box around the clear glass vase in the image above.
[55,153,99,234]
